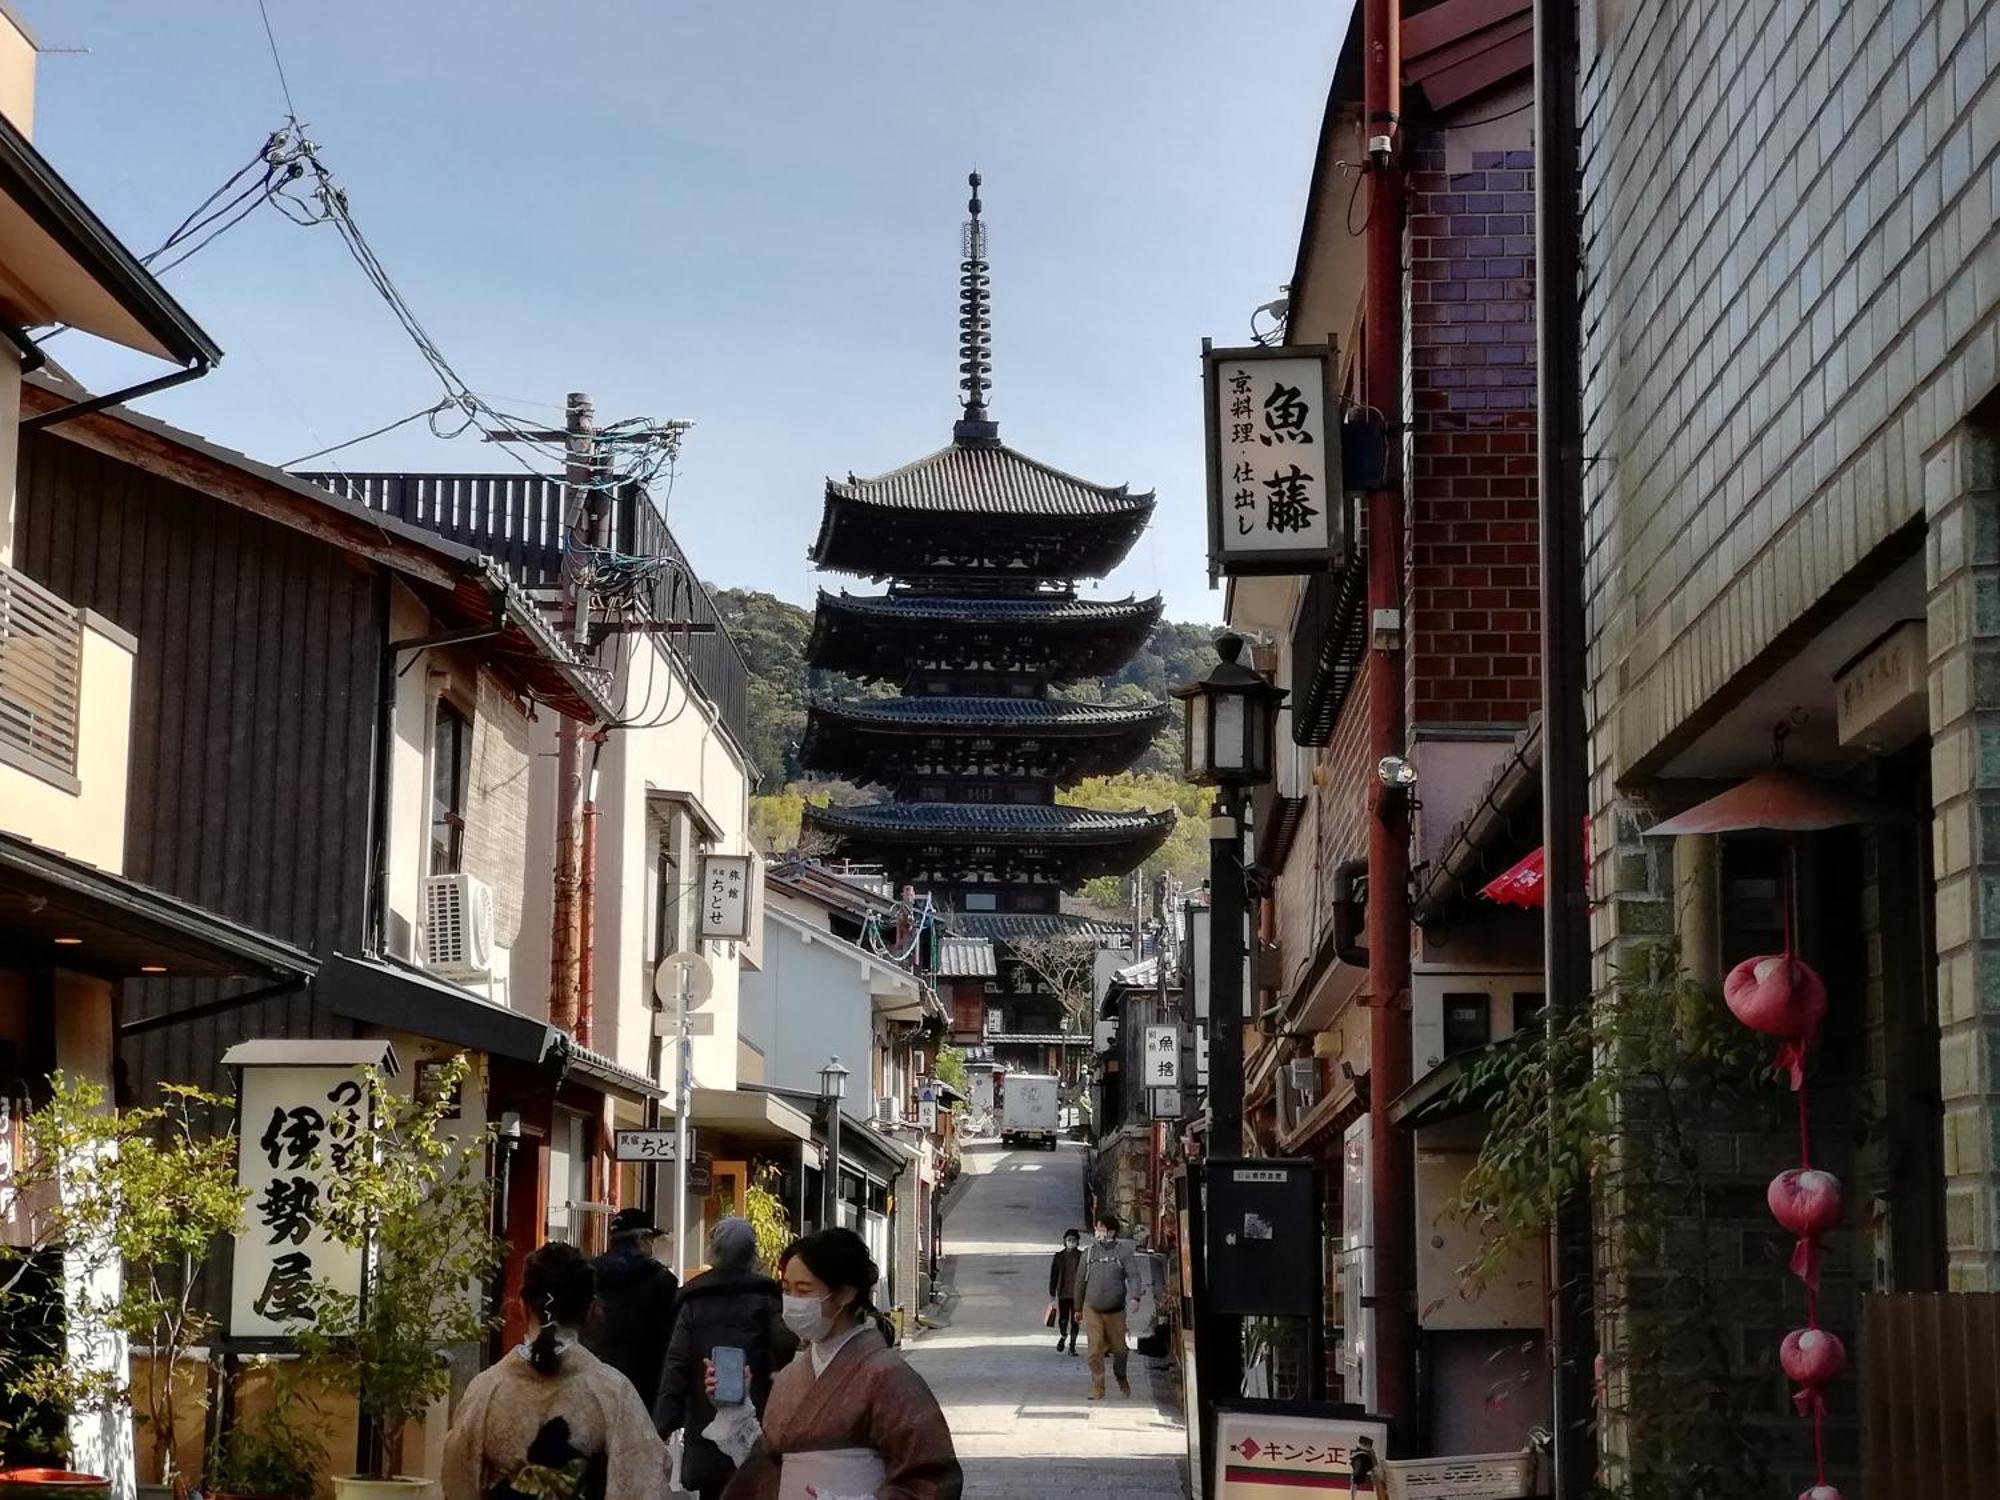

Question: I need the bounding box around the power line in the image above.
[255,0,300,121]
[281,400,452,468]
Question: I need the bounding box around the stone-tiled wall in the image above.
[1408,131,1541,727]
[1581,0,2000,780]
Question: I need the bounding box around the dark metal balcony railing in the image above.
[303,472,750,747]
[0,561,83,782]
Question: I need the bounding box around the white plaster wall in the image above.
[1,613,132,872]
[0,360,20,564]
[739,919,876,1102]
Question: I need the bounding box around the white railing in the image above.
[0,562,82,780]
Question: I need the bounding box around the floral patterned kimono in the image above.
[441,1341,668,1500]
[722,1326,962,1500]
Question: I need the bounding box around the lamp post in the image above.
[1174,633,1284,1475]
[820,1055,850,1231]
[1172,633,1284,1154]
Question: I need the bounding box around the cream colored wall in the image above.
[1,611,133,872]
[0,361,19,565]
[0,9,35,140]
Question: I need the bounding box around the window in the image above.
[653,812,684,961]
[430,702,472,874]
[1442,993,1491,1055]
[963,892,998,912]
[1513,992,1547,1034]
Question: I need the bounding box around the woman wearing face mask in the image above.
[442,1242,669,1500]
[719,1227,962,1500]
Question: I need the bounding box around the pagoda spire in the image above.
[954,171,999,446]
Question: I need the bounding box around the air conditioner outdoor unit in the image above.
[874,1096,899,1125]
[912,1050,928,1077]
[424,873,497,980]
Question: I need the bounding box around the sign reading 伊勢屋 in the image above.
[1202,340,1343,578]
[227,1052,381,1338]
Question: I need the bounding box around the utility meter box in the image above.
[1204,1157,1318,1317]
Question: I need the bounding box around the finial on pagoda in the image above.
[954,170,999,445]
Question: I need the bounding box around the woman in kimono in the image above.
[721,1228,962,1500]
[442,1242,669,1500]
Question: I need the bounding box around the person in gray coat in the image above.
[1076,1212,1141,1399]
[653,1218,796,1500]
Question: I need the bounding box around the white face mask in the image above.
[1095,1230,1115,1245]
[782,1292,839,1344]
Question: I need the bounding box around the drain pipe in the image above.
[1331,858,1370,969]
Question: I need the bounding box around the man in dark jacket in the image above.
[1048,1228,1082,1355]
[580,1207,681,1400]
[653,1217,795,1500]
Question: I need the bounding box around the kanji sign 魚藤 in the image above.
[1203,341,1344,578]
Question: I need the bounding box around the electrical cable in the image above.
[255,0,300,121]
[282,400,452,468]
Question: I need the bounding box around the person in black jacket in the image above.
[1048,1228,1082,1355]
[581,1208,681,1401]
[653,1217,795,1500]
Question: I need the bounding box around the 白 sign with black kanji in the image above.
[1203,340,1343,577]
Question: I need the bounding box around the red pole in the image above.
[1362,0,1416,1442]
[577,753,599,1050]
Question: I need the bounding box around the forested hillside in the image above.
[711,586,1218,906]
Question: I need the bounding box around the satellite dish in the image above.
[654,950,715,1010]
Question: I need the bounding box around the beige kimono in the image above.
[441,1343,669,1500]
[722,1327,962,1500]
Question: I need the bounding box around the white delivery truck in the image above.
[999,1072,1060,1149]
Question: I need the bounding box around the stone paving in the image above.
[905,1139,1187,1500]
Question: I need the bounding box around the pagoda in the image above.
[801,174,1171,1065]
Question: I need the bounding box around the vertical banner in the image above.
[229,1062,373,1337]
[1144,1024,1183,1087]
[699,853,754,941]
[1202,340,1343,578]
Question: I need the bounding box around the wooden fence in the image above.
[1861,1291,2000,1498]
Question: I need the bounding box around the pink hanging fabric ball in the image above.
[1724,954,1828,1088]
[1798,1487,1842,1500]
[1768,1168,1844,1289]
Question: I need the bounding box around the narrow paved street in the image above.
[907,1140,1187,1500]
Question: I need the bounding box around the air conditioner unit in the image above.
[912,1050,928,1077]
[874,1096,899,1125]
[1277,1055,1320,1133]
[424,873,497,980]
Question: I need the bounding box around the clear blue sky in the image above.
[26,1,1342,624]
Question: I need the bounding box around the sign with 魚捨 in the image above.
[1203,341,1343,578]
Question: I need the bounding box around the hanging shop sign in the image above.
[699,853,754,941]
[1143,1024,1182,1087]
[224,1040,395,1339]
[613,1128,680,1163]
[1202,339,1343,579]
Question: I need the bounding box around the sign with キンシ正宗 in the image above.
[223,1039,396,1339]
[699,853,753,942]
[1202,339,1343,578]
[1213,1407,1388,1498]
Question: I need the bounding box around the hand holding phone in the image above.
[712,1343,748,1406]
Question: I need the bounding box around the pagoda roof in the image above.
[946,911,1134,942]
[808,590,1163,685]
[801,695,1171,786]
[803,801,1173,884]
[811,440,1154,581]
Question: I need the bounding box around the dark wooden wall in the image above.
[14,428,378,1095]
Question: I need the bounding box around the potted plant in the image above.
[296,1056,496,1499]
[1,1077,246,1500]
[203,1385,324,1500]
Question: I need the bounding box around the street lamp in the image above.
[1174,634,1287,1491]
[1172,634,1284,1153]
[820,1055,850,1230]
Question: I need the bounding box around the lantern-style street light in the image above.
[1172,634,1283,1152]
[820,1055,850,1230]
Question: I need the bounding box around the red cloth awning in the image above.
[1477,818,1591,909]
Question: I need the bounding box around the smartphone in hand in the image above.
[712,1344,748,1406]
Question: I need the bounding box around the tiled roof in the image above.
[818,591,1164,625]
[938,936,998,978]
[805,801,1175,842]
[827,441,1154,518]
[947,912,1135,941]
[809,696,1171,731]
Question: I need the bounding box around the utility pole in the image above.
[549,391,595,1035]
[1362,0,1417,1447]
[1537,0,1597,1490]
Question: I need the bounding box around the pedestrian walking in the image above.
[1077,1212,1141,1400]
[720,1227,963,1499]
[1047,1228,1083,1355]
[653,1218,796,1500]
[442,1241,669,1500]
[581,1207,681,1401]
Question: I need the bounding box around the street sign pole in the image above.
[674,963,690,1279]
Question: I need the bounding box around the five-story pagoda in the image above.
[801,177,1171,1053]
